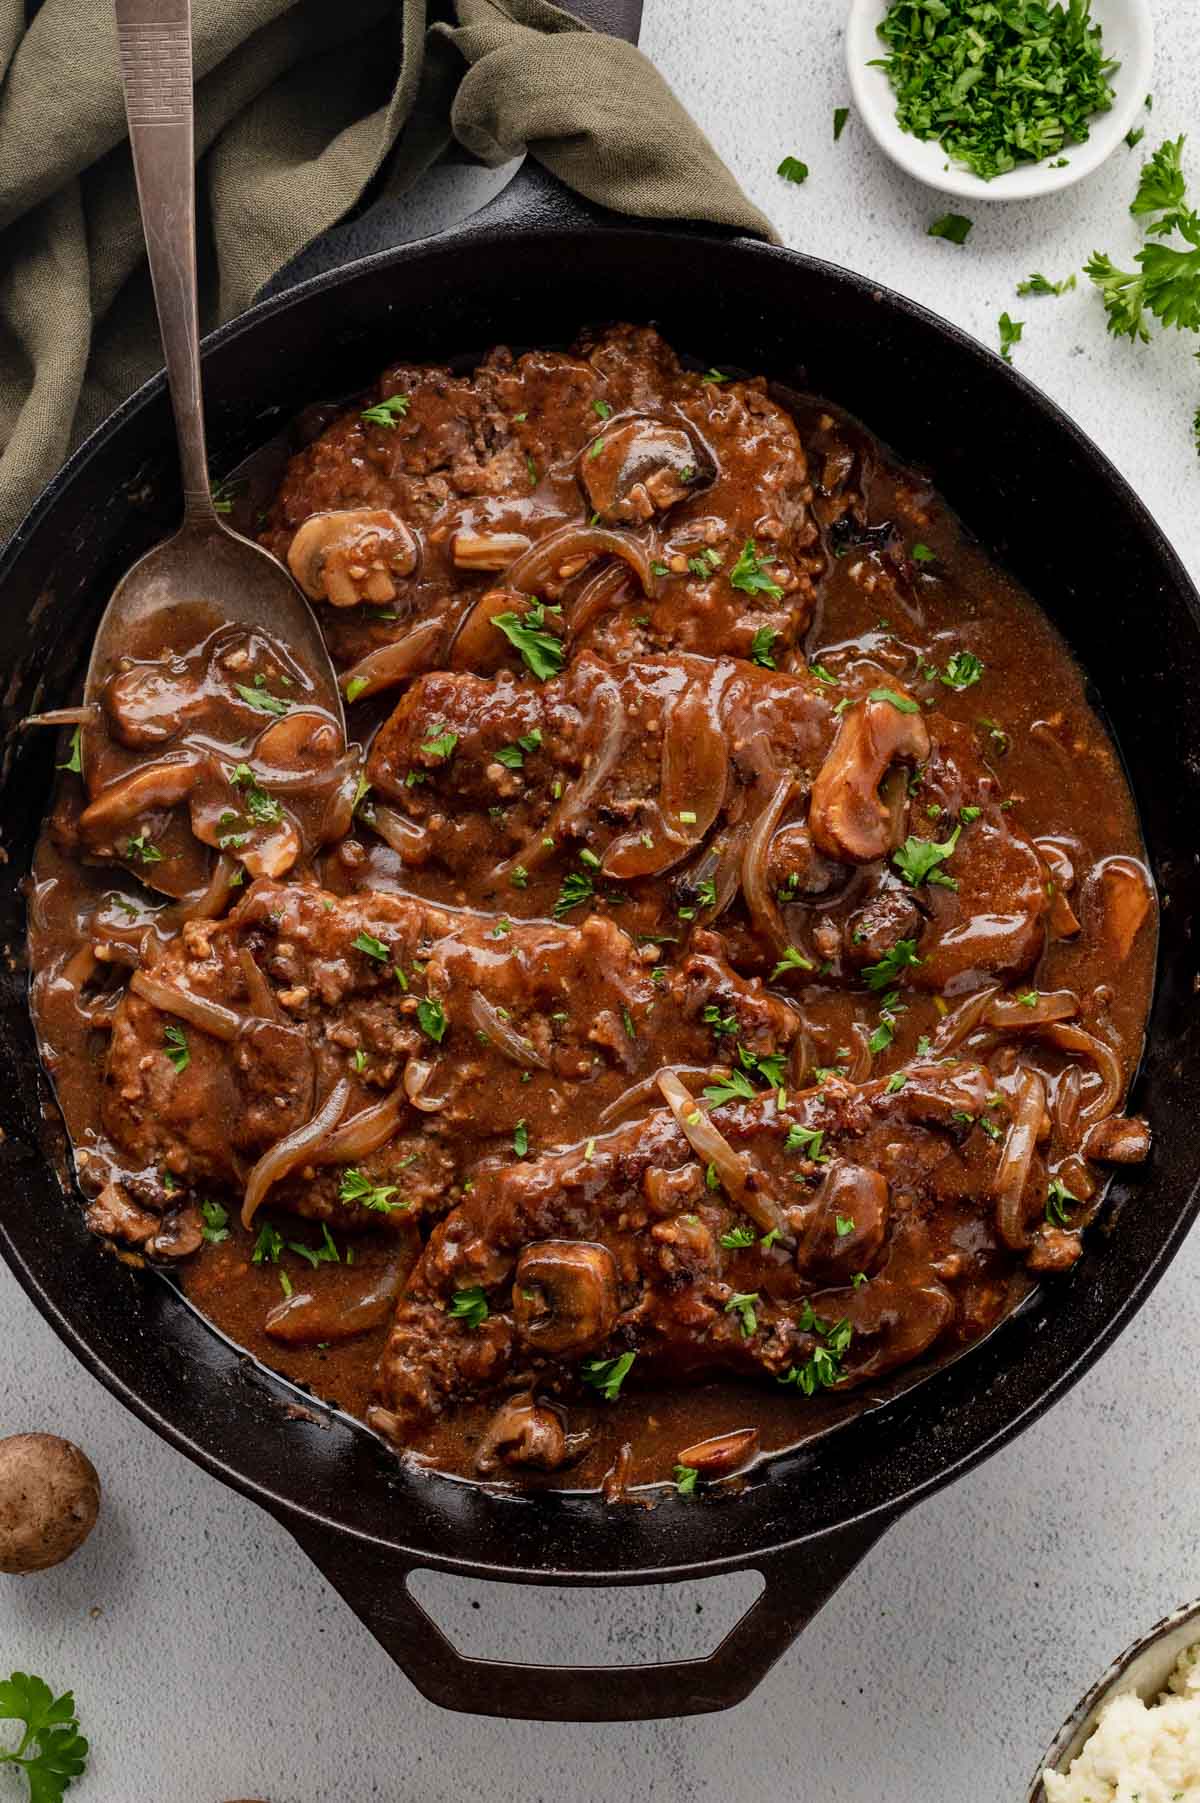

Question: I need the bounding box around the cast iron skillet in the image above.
[2,4,1199,1723]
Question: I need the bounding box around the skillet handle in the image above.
[281,1511,893,1721]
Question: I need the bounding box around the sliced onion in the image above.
[265,1257,409,1344]
[490,674,625,885]
[468,992,550,1069]
[843,1022,872,1084]
[566,563,631,647]
[238,947,280,1021]
[741,776,794,954]
[366,802,430,861]
[315,1082,409,1165]
[603,682,728,880]
[931,984,1004,1054]
[453,530,532,571]
[1054,1063,1083,1149]
[986,989,1079,1031]
[129,969,242,1041]
[166,854,240,925]
[21,706,100,729]
[504,524,657,599]
[339,619,443,701]
[240,1077,351,1229]
[993,1067,1045,1251]
[1040,1022,1123,1125]
[656,1070,792,1245]
[449,587,522,672]
[403,1057,446,1113]
[598,1064,713,1128]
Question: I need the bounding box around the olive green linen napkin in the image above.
[0,0,774,545]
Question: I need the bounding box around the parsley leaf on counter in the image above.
[834,106,850,141]
[1017,272,1077,297]
[0,1671,89,1803]
[928,213,973,246]
[998,312,1024,363]
[777,156,809,184]
[1086,138,1200,346]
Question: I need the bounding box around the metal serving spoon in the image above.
[84,0,344,741]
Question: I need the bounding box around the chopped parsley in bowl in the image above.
[846,0,1153,201]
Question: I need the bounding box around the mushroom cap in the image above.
[0,1433,101,1574]
[286,508,417,607]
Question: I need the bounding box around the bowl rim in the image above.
[1027,1595,1200,1800]
[844,0,1155,203]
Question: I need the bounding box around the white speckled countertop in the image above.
[3,3,1198,1797]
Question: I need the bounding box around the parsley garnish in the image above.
[553,869,595,918]
[729,539,784,600]
[1086,137,1200,365]
[1046,1177,1079,1228]
[417,995,448,1043]
[1018,272,1077,297]
[200,1200,229,1243]
[928,213,972,245]
[513,1119,529,1158]
[492,603,564,681]
[582,1351,636,1401]
[750,625,778,669]
[862,937,922,989]
[419,727,458,761]
[893,824,961,889]
[352,931,390,962]
[57,726,82,774]
[835,1214,856,1237]
[125,833,161,865]
[877,0,1116,182]
[495,728,542,769]
[777,157,809,184]
[941,650,984,690]
[785,1123,826,1159]
[884,1072,908,1094]
[725,1291,759,1337]
[345,675,368,703]
[339,1168,399,1213]
[235,681,289,716]
[0,1671,89,1802]
[449,1287,490,1329]
[869,686,919,714]
[163,1024,189,1074]
[834,106,850,141]
[720,1225,757,1250]
[674,1464,699,1496]
[772,945,815,980]
[703,1067,757,1107]
[911,542,935,563]
[361,393,411,426]
[701,368,731,384]
[288,1223,340,1268]
[252,1221,284,1264]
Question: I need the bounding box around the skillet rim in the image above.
[1,216,1198,1587]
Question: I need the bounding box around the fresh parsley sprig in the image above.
[0,1672,89,1802]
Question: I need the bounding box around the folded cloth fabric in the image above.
[0,0,774,544]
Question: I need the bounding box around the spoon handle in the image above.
[114,0,215,526]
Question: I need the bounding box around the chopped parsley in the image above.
[492,602,564,681]
[725,1291,759,1337]
[701,368,731,384]
[581,1351,636,1401]
[911,542,936,563]
[893,823,961,889]
[862,937,921,990]
[200,1199,229,1243]
[513,1119,529,1158]
[57,725,83,773]
[868,989,905,1055]
[417,995,448,1043]
[235,679,289,716]
[777,156,809,184]
[1017,271,1077,297]
[772,945,815,980]
[125,833,162,865]
[448,1287,490,1329]
[674,1464,699,1496]
[720,1225,757,1250]
[352,931,390,962]
[835,1214,856,1238]
[0,1670,90,1800]
[869,686,919,714]
[876,0,1116,182]
[163,1024,189,1074]
[593,398,613,418]
[941,651,984,691]
[1046,1177,1079,1228]
[554,869,595,918]
[750,625,778,669]
[339,1168,399,1213]
[345,675,368,703]
[729,538,784,601]
[998,312,1025,363]
[361,393,411,426]
[687,547,723,579]
[419,727,458,761]
[927,212,973,245]
[252,1221,285,1264]
[1085,137,1200,363]
[495,728,542,769]
[834,106,850,141]
[884,1072,908,1094]
[703,1067,757,1107]
[785,1123,826,1160]
[288,1222,340,1268]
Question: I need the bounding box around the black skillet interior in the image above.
[2,164,1199,1718]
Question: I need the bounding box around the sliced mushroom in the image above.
[809,692,930,864]
[877,1057,990,1129]
[842,887,924,967]
[103,661,205,749]
[675,1427,760,1479]
[1082,1114,1152,1164]
[150,1205,204,1259]
[512,1240,619,1354]
[79,753,203,838]
[581,417,702,524]
[85,1181,159,1247]
[797,1161,889,1281]
[475,1392,586,1474]
[287,508,418,607]
[1096,856,1154,963]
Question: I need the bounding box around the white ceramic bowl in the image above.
[1027,1597,1200,1800]
[845,0,1154,202]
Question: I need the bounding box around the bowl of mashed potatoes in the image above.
[1031,1600,1200,1801]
